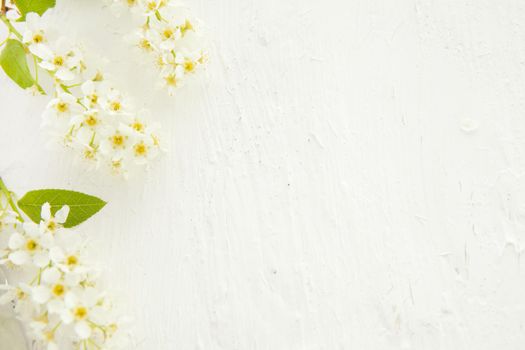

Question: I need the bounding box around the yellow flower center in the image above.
[33,33,44,44]
[85,114,98,127]
[184,60,196,73]
[44,331,55,342]
[89,94,98,105]
[111,134,126,148]
[84,148,96,160]
[26,239,38,251]
[110,101,121,112]
[139,39,152,51]
[56,102,69,113]
[53,56,64,67]
[52,284,65,297]
[127,0,137,6]
[47,220,57,231]
[134,142,147,157]
[132,121,144,132]
[67,255,78,266]
[74,306,88,320]
[111,159,122,170]
[147,1,157,10]
[165,74,177,87]
[162,28,174,39]
[16,289,26,300]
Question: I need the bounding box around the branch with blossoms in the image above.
[108,0,207,95]
[0,177,130,349]
[0,1,164,177]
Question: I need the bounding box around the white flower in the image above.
[39,203,69,234]
[81,80,109,108]
[36,38,82,81]
[0,283,31,306]
[140,0,165,16]
[159,65,184,95]
[22,12,50,55]
[32,267,65,305]
[61,288,101,339]
[113,0,206,95]
[99,88,132,116]
[43,93,83,121]
[6,7,164,176]
[99,125,130,156]
[30,320,60,350]
[0,199,129,348]
[49,231,88,277]
[7,223,52,267]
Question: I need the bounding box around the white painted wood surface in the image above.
[1,0,525,348]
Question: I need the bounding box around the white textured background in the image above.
[2,0,525,348]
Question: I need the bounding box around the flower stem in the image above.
[0,177,23,222]
[0,15,47,94]
[0,15,22,40]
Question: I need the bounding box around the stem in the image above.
[0,15,46,94]
[0,15,22,40]
[0,177,23,222]
[33,54,39,83]
[1,0,6,16]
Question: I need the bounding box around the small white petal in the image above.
[47,299,65,314]
[81,80,95,95]
[61,309,74,324]
[55,68,76,81]
[49,246,66,263]
[25,222,43,238]
[25,12,40,28]
[32,286,51,304]
[39,60,56,71]
[33,251,50,268]
[22,30,33,44]
[42,267,61,284]
[29,43,53,59]
[55,205,70,224]
[8,251,29,266]
[75,320,92,339]
[41,203,51,221]
[64,291,78,308]
[8,233,24,250]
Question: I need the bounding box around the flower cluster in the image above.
[11,11,163,177]
[0,201,128,350]
[110,0,207,95]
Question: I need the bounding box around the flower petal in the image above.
[41,203,51,221]
[32,286,51,304]
[42,267,61,284]
[75,320,92,339]
[8,251,29,266]
[55,205,70,224]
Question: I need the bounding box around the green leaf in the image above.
[18,189,107,228]
[0,39,35,89]
[14,0,56,19]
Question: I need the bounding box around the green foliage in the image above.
[18,189,107,228]
[14,0,56,19]
[0,39,34,89]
